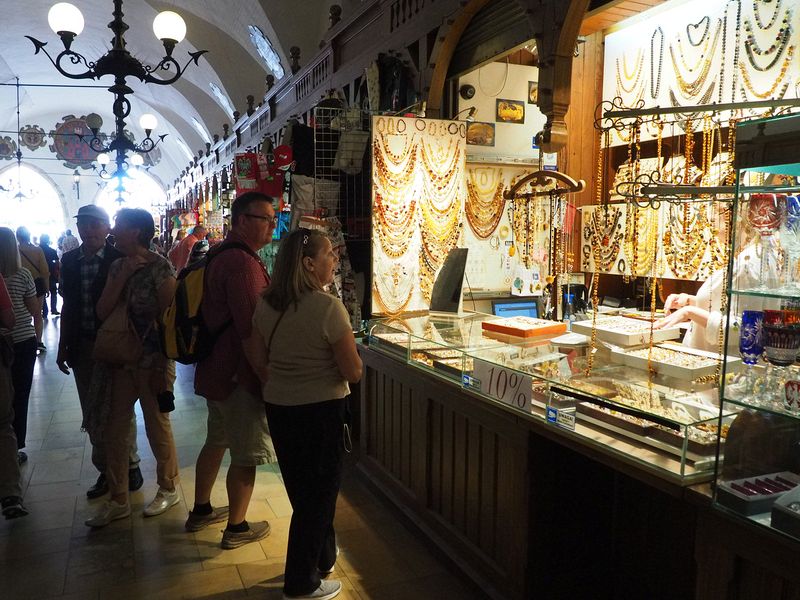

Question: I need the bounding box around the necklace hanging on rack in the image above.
[669,81,717,131]
[465,167,505,239]
[589,206,623,273]
[373,266,414,317]
[651,27,664,99]
[418,137,464,300]
[740,45,795,98]
[615,49,644,95]
[686,16,711,46]
[663,203,707,279]
[754,0,784,30]
[669,21,721,99]
[743,12,793,72]
[372,134,419,258]
[676,18,722,73]
[625,204,659,277]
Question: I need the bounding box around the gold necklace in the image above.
[373,262,414,316]
[465,168,505,239]
[739,44,795,99]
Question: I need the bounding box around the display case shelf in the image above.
[715,112,800,545]
[368,311,730,482]
[722,397,800,421]
[730,288,800,300]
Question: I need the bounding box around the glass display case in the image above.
[368,311,735,483]
[716,113,800,542]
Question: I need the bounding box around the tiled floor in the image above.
[1,317,484,599]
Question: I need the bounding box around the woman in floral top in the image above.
[86,208,180,528]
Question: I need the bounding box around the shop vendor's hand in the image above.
[655,305,709,330]
[663,292,695,315]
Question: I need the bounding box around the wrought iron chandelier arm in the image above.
[142,50,208,85]
[25,37,97,80]
[135,133,168,153]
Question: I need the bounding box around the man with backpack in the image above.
[187,192,277,549]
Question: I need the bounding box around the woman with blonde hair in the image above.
[248,228,361,600]
[0,227,38,466]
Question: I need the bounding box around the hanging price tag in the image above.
[471,358,532,412]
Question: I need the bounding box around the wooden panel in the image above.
[580,0,666,35]
[465,420,482,545]
[479,428,498,557]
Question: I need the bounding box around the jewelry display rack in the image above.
[504,170,585,320]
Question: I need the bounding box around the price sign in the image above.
[546,406,576,431]
[471,358,532,412]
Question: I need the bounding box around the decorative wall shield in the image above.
[19,125,47,151]
[0,136,17,160]
[49,114,103,170]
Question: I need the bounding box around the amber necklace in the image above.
[740,45,794,98]
[372,261,414,316]
[465,167,505,239]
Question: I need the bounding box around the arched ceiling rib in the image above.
[0,0,339,196]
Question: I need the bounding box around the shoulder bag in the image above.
[92,286,145,366]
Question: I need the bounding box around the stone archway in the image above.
[0,162,71,239]
[424,0,590,151]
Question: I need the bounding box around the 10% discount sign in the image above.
[465,358,532,412]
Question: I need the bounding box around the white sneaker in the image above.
[143,487,180,517]
[85,500,131,528]
[282,580,342,600]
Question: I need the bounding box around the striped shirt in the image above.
[0,268,36,343]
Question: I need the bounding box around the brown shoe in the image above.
[185,506,230,532]
[220,520,271,549]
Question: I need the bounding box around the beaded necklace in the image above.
[686,16,711,46]
[754,0,783,29]
[465,167,505,240]
[743,10,793,72]
[651,27,664,99]
[739,45,795,98]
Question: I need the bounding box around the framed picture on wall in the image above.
[466,122,495,146]
[496,99,525,124]
[528,81,539,104]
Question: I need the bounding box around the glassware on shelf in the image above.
[748,194,785,290]
[763,322,800,409]
[781,195,800,292]
[734,310,764,400]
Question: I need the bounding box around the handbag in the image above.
[92,291,144,366]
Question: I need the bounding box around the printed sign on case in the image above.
[546,406,576,431]
[472,358,532,413]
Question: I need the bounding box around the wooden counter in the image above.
[357,345,800,600]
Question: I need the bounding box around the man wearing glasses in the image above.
[189,192,277,549]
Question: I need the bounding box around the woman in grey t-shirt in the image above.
[250,228,362,600]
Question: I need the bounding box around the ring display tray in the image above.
[610,342,742,380]
[717,472,800,516]
[571,316,681,347]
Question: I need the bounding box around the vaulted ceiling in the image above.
[0,0,356,198]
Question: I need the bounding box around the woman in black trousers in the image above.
[248,229,362,600]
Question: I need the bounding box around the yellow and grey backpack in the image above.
[160,241,260,364]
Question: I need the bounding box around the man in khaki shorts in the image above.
[190,192,277,548]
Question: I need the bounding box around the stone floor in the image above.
[0,316,484,599]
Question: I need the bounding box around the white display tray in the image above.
[571,316,680,347]
[610,342,742,379]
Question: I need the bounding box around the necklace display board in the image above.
[604,0,800,146]
[371,116,556,316]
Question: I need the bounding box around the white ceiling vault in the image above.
[0,0,354,202]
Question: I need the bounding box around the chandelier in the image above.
[26,0,208,201]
